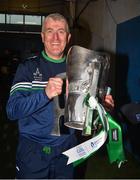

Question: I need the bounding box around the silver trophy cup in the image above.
[51,45,110,136]
[64,45,110,131]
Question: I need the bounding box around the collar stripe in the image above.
[42,50,66,63]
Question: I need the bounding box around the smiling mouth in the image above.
[52,43,60,45]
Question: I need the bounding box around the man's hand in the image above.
[103,95,114,111]
[45,77,63,99]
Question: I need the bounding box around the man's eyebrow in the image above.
[46,28,53,30]
[46,27,65,30]
[57,28,67,32]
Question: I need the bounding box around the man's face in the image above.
[41,18,71,59]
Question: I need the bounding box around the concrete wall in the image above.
[72,0,140,92]
[74,0,140,50]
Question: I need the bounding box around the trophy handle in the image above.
[51,72,67,136]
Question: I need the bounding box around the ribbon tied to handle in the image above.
[63,95,126,167]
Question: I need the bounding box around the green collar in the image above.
[42,50,66,63]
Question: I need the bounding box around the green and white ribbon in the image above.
[63,95,126,167]
[106,113,126,168]
[63,128,107,165]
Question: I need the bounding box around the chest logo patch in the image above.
[33,68,42,81]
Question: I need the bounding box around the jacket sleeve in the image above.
[6,62,51,120]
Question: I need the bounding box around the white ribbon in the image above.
[63,96,109,165]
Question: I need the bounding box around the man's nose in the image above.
[53,32,59,40]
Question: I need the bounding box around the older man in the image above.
[6,13,114,179]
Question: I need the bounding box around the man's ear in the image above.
[67,33,71,43]
[41,32,44,43]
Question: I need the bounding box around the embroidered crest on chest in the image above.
[33,68,42,81]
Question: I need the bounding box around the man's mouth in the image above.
[52,42,60,45]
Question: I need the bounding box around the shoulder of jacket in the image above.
[27,55,38,60]
[22,55,40,65]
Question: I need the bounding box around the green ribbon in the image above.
[106,113,126,167]
[64,94,126,167]
[82,93,92,135]
[73,112,126,167]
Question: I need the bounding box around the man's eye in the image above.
[58,30,65,34]
[46,30,53,33]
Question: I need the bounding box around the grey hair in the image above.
[42,13,70,33]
